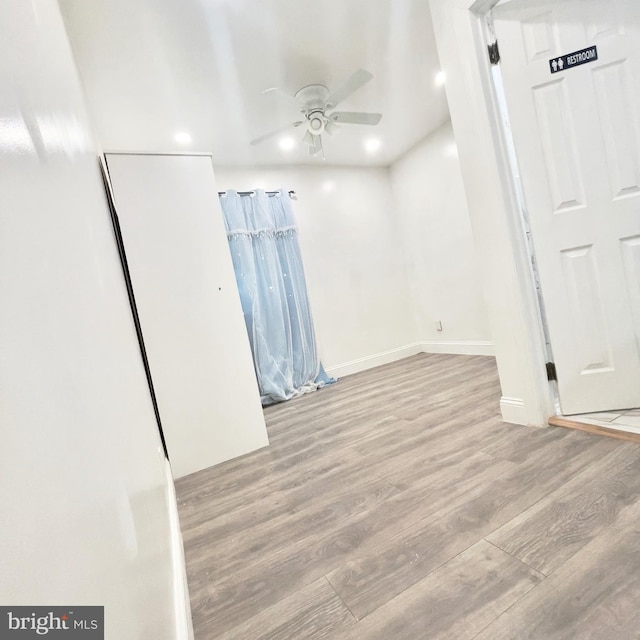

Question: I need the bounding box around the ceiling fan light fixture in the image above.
[308,114,324,134]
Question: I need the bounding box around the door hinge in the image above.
[488,41,500,65]
[546,362,557,381]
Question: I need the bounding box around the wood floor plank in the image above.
[351,387,503,469]
[487,443,640,575]
[184,450,516,635]
[176,353,640,640]
[473,500,640,640]
[216,577,356,640]
[376,416,568,487]
[324,432,621,619]
[183,477,402,579]
[330,539,543,640]
[478,421,571,464]
[177,413,410,521]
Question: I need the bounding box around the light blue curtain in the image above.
[218,189,334,405]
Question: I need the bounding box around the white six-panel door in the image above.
[493,0,640,414]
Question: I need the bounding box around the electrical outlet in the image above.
[435,320,443,332]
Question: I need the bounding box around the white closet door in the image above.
[106,153,268,478]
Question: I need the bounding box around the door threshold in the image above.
[549,416,640,444]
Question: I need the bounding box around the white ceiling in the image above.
[60,0,450,167]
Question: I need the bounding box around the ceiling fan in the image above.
[249,68,382,157]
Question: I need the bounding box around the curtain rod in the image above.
[218,189,297,199]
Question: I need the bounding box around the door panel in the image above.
[621,237,640,358]
[106,154,269,477]
[494,0,640,413]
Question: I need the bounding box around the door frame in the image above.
[428,0,557,426]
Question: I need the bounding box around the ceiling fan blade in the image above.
[324,120,339,136]
[302,129,314,146]
[330,111,382,125]
[262,86,300,106]
[326,68,373,108]
[250,121,304,146]
[309,134,323,156]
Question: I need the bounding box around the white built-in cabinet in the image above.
[105,153,268,478]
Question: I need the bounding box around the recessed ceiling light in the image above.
[278,136,295,151]
[435,71,446,86]
[174,131,192,144]
[364,138,381,153]
[321,180,336,193]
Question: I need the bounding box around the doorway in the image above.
[483,0,640,420]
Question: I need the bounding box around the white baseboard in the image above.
[325,343,424,378]
[325,340,496,378]
[500,396,526,425]
[420,341,495,356]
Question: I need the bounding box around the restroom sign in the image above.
[549,46,598,74]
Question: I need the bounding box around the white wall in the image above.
[215,151,494,376]
[428,0,554,426]
[214,166,419,377]
[0,1,191,636]
[391,121,493,355]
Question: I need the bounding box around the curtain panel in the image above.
[218,189,333,404]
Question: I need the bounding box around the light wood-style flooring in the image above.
[176,353,640,639]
